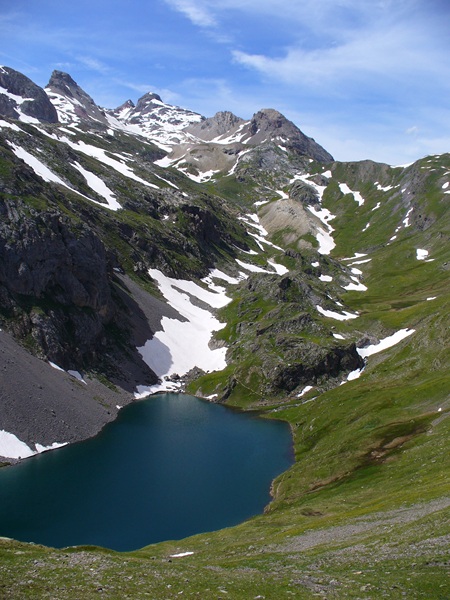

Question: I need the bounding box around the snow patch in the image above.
[297,385,314,397]
[68,370,87,384]
[357,329,415,358]
[49,361,64,371]
[346,367,365,381]
[154,155,176,168]
[268,260,289,275]
[416,248,429,260]
[0,430,35,459]
[348,258,372,266]
[316,305,359,321]
[403,207,413,227]
[35,442,67,453]
[307,206,336,255]
[72,162,121,210]
[291,173,336,255]
[0,119,22,132]
[236,259,271,274]
[392,162,414,168]
[343,280,368,292]
[58,137,159,189]
[182,168,219,183]
[339,183,365,206]
[202,269,243,286]
[9,142,69,186]
[342,253,368,261]
[0,431,66,460]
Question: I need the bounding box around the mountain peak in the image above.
[136,92,163,107]
[119,99,135,110]
[107,91,203,149]
[45,70,109,127]
[47,70,79,94]
[250,108,298,135]
[248,108,333,162]
[0,65,58,123]
[185,110,244,141]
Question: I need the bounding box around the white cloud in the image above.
[163,0,217,27]
[232,21,448,90]
[406,126,419,136]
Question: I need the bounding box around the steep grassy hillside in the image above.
[0,154,448,599]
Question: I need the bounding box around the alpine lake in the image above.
[0,393,293,551]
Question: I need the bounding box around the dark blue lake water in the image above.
[0,393,293,551]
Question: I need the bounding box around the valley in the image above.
[0,65,448,598]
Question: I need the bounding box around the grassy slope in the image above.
[0,156,449,598]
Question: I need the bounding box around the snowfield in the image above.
[135,269,232,397]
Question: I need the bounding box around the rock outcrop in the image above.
[0,66,58,123]
[0,198,115,368]
[186,111,245,141]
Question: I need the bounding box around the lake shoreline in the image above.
[0,393,294,551]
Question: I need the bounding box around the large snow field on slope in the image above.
[136,270,232,396]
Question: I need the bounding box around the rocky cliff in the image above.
[0,66,58,123]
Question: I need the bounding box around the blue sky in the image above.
[1,0,449,164]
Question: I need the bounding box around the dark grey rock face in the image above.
[271,343,364,392]
[135,92,163,109]
[290,180,321,206]
[0,201,113,314]
[0,198,115,368]
[0,66,58,123]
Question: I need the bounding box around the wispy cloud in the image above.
[406,126,419,136]
[163,0,217,27]
[76,56,111,74]
[232,22,447,90]
[163,0,450,97]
